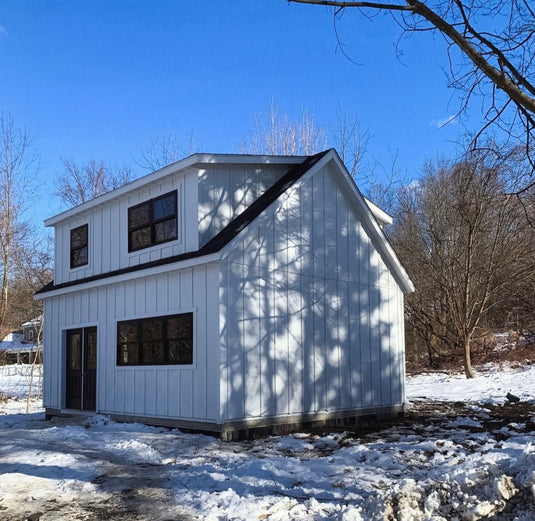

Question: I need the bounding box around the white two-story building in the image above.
[36,149,413,439]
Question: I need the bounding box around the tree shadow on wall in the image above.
[219,165,402,429]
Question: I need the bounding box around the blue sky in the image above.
[1,1,473,225]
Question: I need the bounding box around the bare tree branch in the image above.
[288,0,535,166]
[241,99,327,155]
[136,131,197,172]
[55,159,133,207]
[289,0,412,11]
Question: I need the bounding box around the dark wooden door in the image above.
[66,329,82,409]
[66,327,97,410]
[82,327,97,410]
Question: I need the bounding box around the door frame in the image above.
[64,325,98,411]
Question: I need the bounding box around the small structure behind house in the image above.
[0,316,43,365]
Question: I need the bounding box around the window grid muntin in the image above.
[128,191,177,252]
[117,312,193,366]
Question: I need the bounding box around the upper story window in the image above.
[70,224,88,269]
[128,191,178,252]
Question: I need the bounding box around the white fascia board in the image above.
[45,153,307,227]
[191,154,307,167]
[35,253,220,300]
[364,197,393,226]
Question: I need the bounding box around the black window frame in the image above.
[128,191,178,253]
[116,312,193,366]
[70,224,89,269]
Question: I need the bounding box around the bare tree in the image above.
[359,149,405,214]
[55,158,133,207]
[241,99,328,155]
[0,113,37,336]
[9,235,52,328]
[391,147,535,377]
[242,98,402,212]
[331,101,370,177]
[136,131,197,171]
[287,0,535,167]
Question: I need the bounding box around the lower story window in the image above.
[117,313,193,366]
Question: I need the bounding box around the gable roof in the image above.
[36,149,414,297]
[22,316,42,328]
[218,148,414,293]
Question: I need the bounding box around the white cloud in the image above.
[0,25,8,38]
[430,115,457,129]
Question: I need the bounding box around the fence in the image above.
[0,363,42,400]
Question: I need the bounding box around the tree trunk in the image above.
[426,342,434,367]
[463,336,475,379]
[0,243,8,329]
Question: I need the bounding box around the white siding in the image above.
[53,170,199,285]
[219,163,405,422]
[198,163,288,247]
[42,263,220,423]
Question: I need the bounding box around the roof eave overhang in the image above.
[35,252,220,300]
[364,197,393,227]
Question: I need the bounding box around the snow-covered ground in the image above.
[0,363,534,520]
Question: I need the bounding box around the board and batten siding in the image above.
[219,162,405,422]
[53,169,199,286]
[197,163,288,247]
[42,262,220,423]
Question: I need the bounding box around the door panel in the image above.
[83,327,97,410]
[66,330,82,409]
[65,327,97,411]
